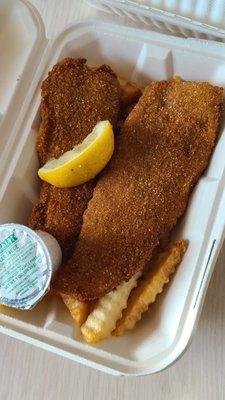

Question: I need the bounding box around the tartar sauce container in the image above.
[0,224,62,310]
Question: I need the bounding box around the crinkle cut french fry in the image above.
[172,75,183,82]
[119,78,143,107]
[60,293,90,326]
[114,240,188,336]
[81,271,141,343]
[116,78,144,132]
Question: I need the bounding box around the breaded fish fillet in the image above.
[53,80,223,300]
[29,58,121,259]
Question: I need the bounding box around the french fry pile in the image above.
[60,239,188,343]
[114,239,188,336]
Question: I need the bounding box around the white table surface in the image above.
[1,1,225,399]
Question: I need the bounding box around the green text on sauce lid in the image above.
[0,224,59,310]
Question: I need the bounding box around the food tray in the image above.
[1,0,225,375]
[88,0,225,41]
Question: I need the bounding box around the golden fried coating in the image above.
[114,240,188,336]
[29,58,121,259]
[29,180,96,259]
[54,80,223,300]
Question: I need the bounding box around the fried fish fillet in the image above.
[29,58,121,259]
[53,80,223,300]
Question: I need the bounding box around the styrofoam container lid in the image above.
[88,0,225,40]
[0,0,47,183]
[115,0,225,29]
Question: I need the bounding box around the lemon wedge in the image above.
[38,120,114,188]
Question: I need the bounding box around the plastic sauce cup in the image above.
[0,224,62,310]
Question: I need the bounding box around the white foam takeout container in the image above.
[89,0,225,41]
[1,0,225,376]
